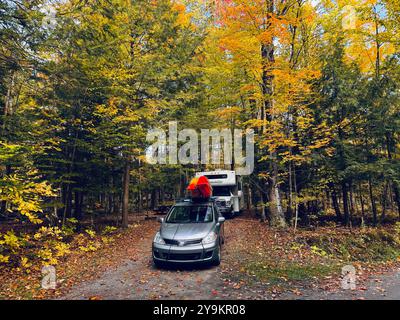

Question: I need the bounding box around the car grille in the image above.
[153,251,168,259]
[168,253,202,261]
[216,200,226,207]
[164,239,202,246]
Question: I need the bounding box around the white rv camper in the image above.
[195,170,243,217]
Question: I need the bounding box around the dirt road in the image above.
[281,269,400,300]
[60,218,400,300]
[61,220,226,300]
[60,218,272,300]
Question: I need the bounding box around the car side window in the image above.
[204,206,213,222]
[213,204,221,221]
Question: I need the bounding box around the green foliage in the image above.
[302,228,400,263]
[102,226,117,235]
[62,218,78,236]
[245,261,336,285]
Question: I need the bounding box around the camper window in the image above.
[205,174,228,180]
[213,186,231,196]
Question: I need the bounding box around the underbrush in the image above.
[245,261,337,285]
[0,219,154,299]
[0,218,118,271]
[236,222,400,288]
[298,223,400,263]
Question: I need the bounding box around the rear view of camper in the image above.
[195,170,243,218]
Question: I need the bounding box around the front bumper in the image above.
[152,241,218,263]
[218,206,232,213]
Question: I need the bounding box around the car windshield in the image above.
[166,205,213,223]
[212,186,231,197]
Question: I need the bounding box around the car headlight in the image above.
[202,232,218,245]
[153,232,165,245]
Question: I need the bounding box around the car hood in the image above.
[161,222,213,241]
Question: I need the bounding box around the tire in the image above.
[223,211,234,219]
[211,244,221,266]
[153,259,165,269]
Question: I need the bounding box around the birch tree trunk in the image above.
[260,0,286,227]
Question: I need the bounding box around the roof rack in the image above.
[175,197,217,204]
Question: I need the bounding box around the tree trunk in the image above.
[393,183,400,219]
[180,170,186,198]
[329,183,342,222]
[258,0,286,228]
[107,192,113,215]
[261,40,286,227]
[293,165,299,231]
[287,162,293,221]
[369,178,377,226]
[150,189,157,210]
[342,181,350,226]
[358,182,365,227]
[137,190,142,214]
[0,165,11,216]
[268,161,285,227]
[0,200,6,216]
[114,194,120,226]
[74,190,83,220]
[260,189,268,222]
[245,184,252,211]
[62,186,72,224]
[349,182,355,219]
[2,71,15,131]
[381,181,389,221]
[122,161,130,228]
[385,132,400,218]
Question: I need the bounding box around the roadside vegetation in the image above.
[223,218,400,295]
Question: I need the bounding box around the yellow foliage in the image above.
[0,254,10,263]
[0,231,21,251]
[37,248,58,265]
[34,226,63,240]
[54,242,71,257]
[85,229,96,238]
[101,236,114,244]
[79,242,101,252]
[173,3,191,27]
[0,174,55,224]
[20,257,32,269]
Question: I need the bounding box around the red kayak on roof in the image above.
[187,176,213,199]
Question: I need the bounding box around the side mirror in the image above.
[157,217,164,223]
[218,217,225,223]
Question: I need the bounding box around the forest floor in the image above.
[59,216,400,300]
[2,215,400,300]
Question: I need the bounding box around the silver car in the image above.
[152,198,225,267]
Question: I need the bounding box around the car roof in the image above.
[174,198,216,206]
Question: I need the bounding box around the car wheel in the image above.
[211,244,221,266]
[153,259,165,269]
[223,212,234,219]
